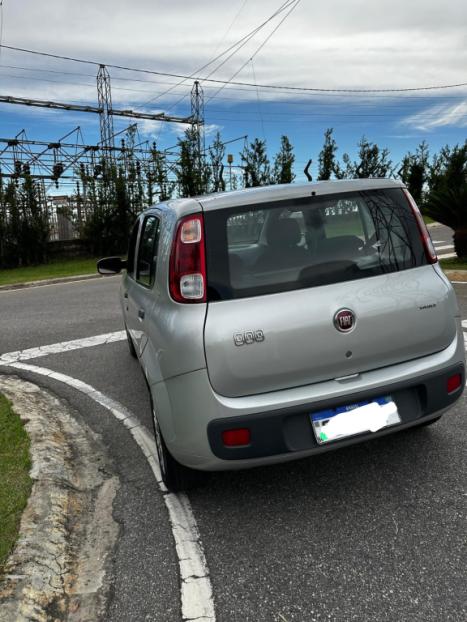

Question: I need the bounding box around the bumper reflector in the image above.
[447,373,462,394]
[222,428,251,447]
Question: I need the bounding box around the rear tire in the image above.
[151,401,204,492]
[125,327,137,358]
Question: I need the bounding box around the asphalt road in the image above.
[1,230,466,622]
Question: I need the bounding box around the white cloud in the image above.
[0,0,466,148]
[2,0,466,98]
[401,100,467,131]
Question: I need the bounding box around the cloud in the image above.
[167,122,221,140]
[2,0,466,97]
[1,0,466,152]
[401,100,467,131]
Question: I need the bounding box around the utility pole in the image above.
[97,65,115,155]
[191,81,205,176]
[227,153,233,190]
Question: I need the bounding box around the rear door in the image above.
[203,188,455,398]
[125,213,161,357]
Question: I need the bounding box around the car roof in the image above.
[153,178,406,217]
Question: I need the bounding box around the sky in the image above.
[0,0,466,185]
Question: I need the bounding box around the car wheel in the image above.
[150,401,203,492]
[125,326,137,358]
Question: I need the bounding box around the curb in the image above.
[444,270,467,283]
[0,273,116,292]
[0,376,119,621]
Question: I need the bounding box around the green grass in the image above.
[0,394,32,571]
[423,215,436,225]
[440,257,467,271]
[0,257,100,286]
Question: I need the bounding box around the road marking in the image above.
[433,244,454,251]
[3,360,216,622]
[0,331,126,364]
[2,321,467,619]
[437,252,457,259]
[0,274,119,293]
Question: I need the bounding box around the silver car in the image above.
[98,179,465,491]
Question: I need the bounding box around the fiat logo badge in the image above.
[334,308,356,333]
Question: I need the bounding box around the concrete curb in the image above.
[444,270,467,283]
[0,273,108,292]
[0,376,119,621]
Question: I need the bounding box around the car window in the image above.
[322,200,366,240]
[127,220,140,279]
[227,211,266,245]
[205,188,427,301]
[136,215,161,288]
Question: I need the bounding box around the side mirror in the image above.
[97,256,127,275]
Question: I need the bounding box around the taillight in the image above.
[222,428,251,447]
[447,373,462,394]
[169,214,207,303]
[403,189,437,264]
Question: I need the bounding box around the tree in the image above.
[175,127,210,197]
[272,135,295,184]
[241,138,271,187]
[399,141,429,207]
[424,143,467,257]
[317,128,340,181]
[209,132,226,192]
[341,136,393,179]
[149,143,174,203]
[0,169,49,268]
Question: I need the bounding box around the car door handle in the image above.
[138,309,145,320]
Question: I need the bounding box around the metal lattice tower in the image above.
[191,81,205,172]
[97,65,115,153]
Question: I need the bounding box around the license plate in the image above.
[311,396,401,445]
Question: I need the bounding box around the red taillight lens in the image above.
[447,373,462,394]
[169,214,206,303]
[403,189,437,264]
[222,428,251,447]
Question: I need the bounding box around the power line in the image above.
[212,0,249,56]
[200,1,296,84]
[206,0,301,103]
[141,0,296,108]
[1,67,465,114]
[1,63,465,102]
[1,43,466,93]
[250,59,265,139]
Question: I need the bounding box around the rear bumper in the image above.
[207,363,464,461]
[151,322,465,471]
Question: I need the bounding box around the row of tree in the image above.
[0,127,465,267]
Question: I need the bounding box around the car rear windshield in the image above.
[204,188,428,301]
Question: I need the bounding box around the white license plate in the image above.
[311,396,401,445]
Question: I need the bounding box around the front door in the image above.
[125,214,161,357]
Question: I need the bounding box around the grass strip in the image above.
[0,257,99,286]
[440,257,467,271]
[0,394,32,571]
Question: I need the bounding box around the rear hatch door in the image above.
[203,187,455,398]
